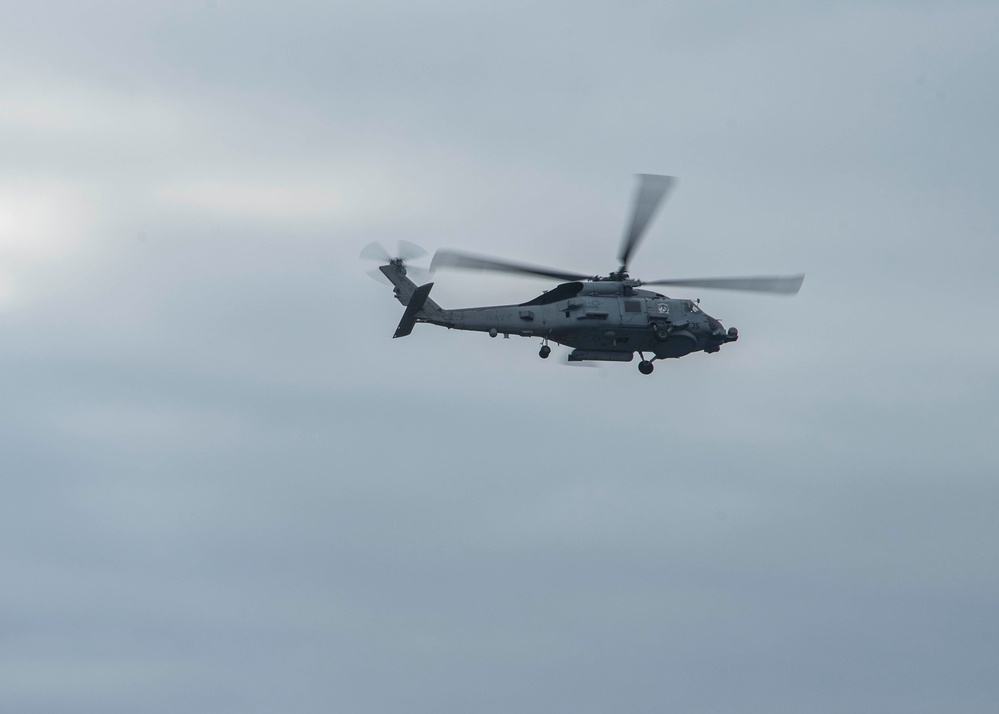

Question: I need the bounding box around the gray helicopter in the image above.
[362,175,803,375]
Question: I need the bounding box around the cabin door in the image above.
[620,297,647,327]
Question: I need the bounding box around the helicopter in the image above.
[361,174,803,375]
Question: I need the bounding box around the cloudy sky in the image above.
[2,1,998,712]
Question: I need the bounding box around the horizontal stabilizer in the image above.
[393,282,434,338]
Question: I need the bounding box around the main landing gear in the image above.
[539,342,552,359]
[637,352,655,375]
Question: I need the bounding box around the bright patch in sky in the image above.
[0,182,93,307]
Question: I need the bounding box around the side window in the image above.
[624,300,642,313]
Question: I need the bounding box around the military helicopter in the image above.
[362,175,803,375]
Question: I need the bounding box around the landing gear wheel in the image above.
[638,360,654,375]
[539,345,552,359]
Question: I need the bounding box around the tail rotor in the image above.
[360,241,430,283]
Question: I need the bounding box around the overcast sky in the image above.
[2,2,998,712]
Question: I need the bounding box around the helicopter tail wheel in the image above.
[638,360,654,375]
[539,345,552,359]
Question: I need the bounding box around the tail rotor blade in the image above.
[366,268,393,285]
[396,240,427,262]
[360,240,428,267]
[405,265,432,282]
[360,241,392,262]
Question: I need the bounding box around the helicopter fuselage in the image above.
[381,263,737,362]
[367,173,802,373]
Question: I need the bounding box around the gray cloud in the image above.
[1,2,998,713]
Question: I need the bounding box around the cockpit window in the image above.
[683,300,701,314]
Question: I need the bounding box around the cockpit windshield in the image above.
[683,300,702,314]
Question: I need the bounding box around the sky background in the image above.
[2,1,998,712]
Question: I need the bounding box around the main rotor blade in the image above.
[641,274,805,295]
[619,174,676,271]
[431,249,594,282]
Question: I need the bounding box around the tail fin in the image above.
[378,262,444,337]
[394,282,434,338]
